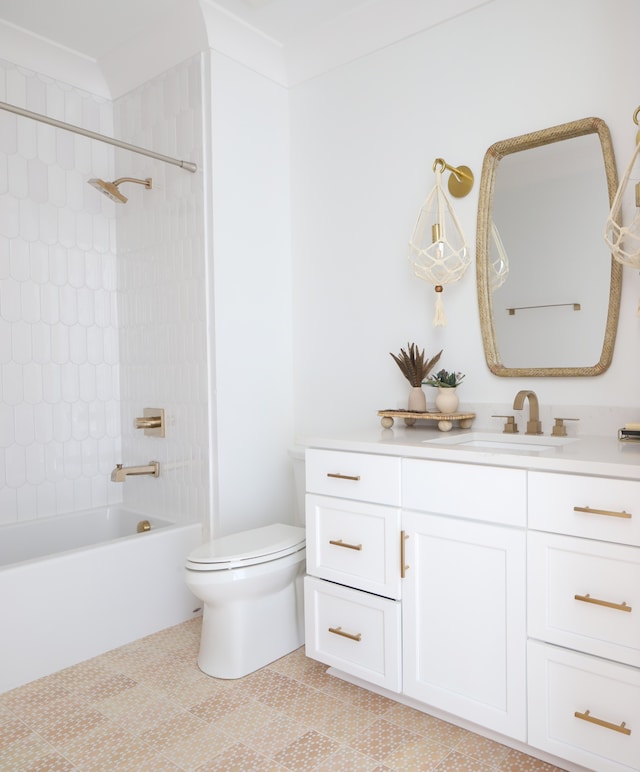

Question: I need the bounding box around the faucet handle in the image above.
[552,417,579,437]
[492,415,519,434]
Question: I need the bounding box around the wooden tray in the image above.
[378,409,476,432]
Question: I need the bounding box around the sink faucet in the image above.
[111,461,160,482]
[512,390,543,435]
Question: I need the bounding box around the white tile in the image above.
[59,285,78,325]
[19,197,39,241]
[0,195,20,238]
[25,74,46,113]
[67,247,86,288]
[57,207,76,247]
[0,111,17,154]
[0,320,10,363]
[37,121,57,165]
[47,164,67,207]
[55,129,75,171]
[8,154,28,198]
[9,236,29,280]
[29,241,49,283]
[14,403,35,445]
[50,323,70,363]
[38,201,59,244]
[52,401,72,442]
[79,362,97,402]
[48,244,68,285]
[41,362,61,403]
[36,481,56,517]
[11,320,32,364]
[34,402,53,442]
[5,443,26,487]
[16,118,37,160]
[69,325,87,364]
[27,158,48,203]
[25,443,46,484]
[63,438,82,479]
[16,484,37,520]
[23,362,43,404]
[0,403,15,447]
[31,324,51,363]
[20,281,40,323]
[2,361,23,404]
[40,283,60,324]
[60,362,80,402]
[76,210,93,251]
[54,478,75,513]
[0,154,7,194]
[0,277,21,321]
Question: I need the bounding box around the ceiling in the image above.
[0,0,379,61]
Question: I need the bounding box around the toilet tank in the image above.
[289,446,306,526]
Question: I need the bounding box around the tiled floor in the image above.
[0,618,567,771]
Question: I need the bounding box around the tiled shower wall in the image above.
[0,58,120,522]
[113,55,209,524]
[0,54,209,526]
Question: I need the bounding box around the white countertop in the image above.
[302,426,640,481]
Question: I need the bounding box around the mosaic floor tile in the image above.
[0,618,568,772]
[273,728,340,769]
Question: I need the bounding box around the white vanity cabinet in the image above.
[527,471,640,771]
[401,459,528,741]
[304,449,403,691]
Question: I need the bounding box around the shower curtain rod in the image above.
[0,100,198,173]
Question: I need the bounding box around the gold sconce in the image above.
[605,106,640,267]
[408,158,474,325]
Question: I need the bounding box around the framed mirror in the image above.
[476,117,621,377]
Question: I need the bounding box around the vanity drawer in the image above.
[528,471,640,546]
[402,458,526,526]
[528,532,640,667]
[306,494,401,599]
[304,576,401,692]
[306,449,401,505]
[528,640,640,772]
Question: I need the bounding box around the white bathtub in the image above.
[0,507,202,693]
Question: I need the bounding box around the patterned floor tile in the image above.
[195,741,285,771]
[348,717,421,763]
[501,747,566,771]
[273,729,340,769]
[455,731,511,767]
[433,749,496,770]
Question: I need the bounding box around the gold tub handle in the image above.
[328,626,362,642]
[137,520,151,533]
[574,709,631,736]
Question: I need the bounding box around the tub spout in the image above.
[512,390,543,435]
[111,461,160,482]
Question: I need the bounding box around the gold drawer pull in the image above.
[328,626,362,642]
[574,506,632,519]
[574,709,631,736]
[401,530,409,579]
[329,539,362,551]
[327,472,361,481]
[574,593,632,613]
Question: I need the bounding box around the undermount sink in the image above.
[424,431,577,453]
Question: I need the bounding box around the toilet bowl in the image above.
[185,449,307,679]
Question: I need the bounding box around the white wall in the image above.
[290,0,640,438]
[208,50,295,537]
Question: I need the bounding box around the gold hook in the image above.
[432,157,474,198]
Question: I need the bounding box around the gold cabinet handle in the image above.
[401,530,409,578]
[574,709,631,736]
[574,593,632,613]
[328,626,362,642]
[329,539,362,551]
[574,506,632,519]
[327,472,361,481]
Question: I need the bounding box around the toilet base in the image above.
[195,555,305,679]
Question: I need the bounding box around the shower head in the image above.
[87,176,152,204]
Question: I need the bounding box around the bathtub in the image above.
[0,507,202,693]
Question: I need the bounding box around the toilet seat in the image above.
[186,523,305,571]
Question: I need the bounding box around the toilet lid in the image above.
[186,523,305,569]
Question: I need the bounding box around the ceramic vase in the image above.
[408,386,427,412]
[435,386,459,414]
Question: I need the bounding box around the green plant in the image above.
[390,344,442,387]
[425,368,465,388]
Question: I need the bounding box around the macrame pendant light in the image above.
[408,158,473,325]
[604,106,640,268]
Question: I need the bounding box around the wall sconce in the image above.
[605,106,640,267]
[408,158,474,325]
[490,221,509,292]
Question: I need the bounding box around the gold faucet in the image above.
[111,461,160,482]
[512,390,543,435]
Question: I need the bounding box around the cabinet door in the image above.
[402,511,527,741]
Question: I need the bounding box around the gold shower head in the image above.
[87,176,152,204]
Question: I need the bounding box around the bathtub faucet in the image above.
[111,461,160,482]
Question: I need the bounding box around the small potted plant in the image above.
[424,368,465,414]
[390,343,442,412]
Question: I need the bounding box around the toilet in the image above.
[185,450,306,679]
